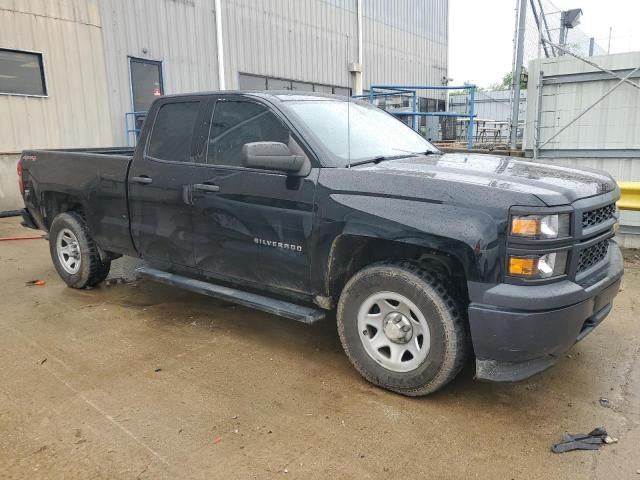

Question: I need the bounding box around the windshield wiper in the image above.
[348,153,417,168]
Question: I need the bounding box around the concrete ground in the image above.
[1,217,639,480]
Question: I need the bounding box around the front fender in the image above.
[311,192,506,294]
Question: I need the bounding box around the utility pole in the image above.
[510,0,527,149]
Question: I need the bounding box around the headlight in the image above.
[508,251,568,279]
[510,213,570,239]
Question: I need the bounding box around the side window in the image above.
[206,101,291,167]
[147,102,200,162]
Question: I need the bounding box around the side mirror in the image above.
[241,142,306,175]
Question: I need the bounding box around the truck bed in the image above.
[20,147,136,256]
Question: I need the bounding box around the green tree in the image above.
[490,68,528,90]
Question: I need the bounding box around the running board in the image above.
[136,266,325,324]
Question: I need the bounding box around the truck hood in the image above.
[359,153,616,206]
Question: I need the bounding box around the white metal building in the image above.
[0,0,449,211]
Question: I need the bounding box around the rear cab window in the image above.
[147,101,200,162]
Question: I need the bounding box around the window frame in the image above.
[202,96,315,173]
[128,56,164,113]
[143,98,204,165]
[0,48,48,97]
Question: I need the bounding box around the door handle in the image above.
[131,175,153,185]
[193,183,220,193]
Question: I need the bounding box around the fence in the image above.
[359,85,477,149]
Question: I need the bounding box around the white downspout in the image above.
[215,0,226,90]
[349,0,363,95]
[357,0,363,65]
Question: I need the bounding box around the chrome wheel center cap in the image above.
[382,312,413,344]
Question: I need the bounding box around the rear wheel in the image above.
[49,212,110,288]
[337,261,468,396]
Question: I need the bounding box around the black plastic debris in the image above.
[551,427,610,453]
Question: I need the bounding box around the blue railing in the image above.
[355,84,477,149]
[125,111,148,146]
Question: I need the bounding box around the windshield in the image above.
[285,100,439,167]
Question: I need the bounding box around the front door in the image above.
[128,99,205,270]
[190,98,317,295]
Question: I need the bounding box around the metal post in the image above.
[509,0,527,149]
[468,86,475,150]
[529,0,549,58]
[534,69,544,159]
[537,0,555,56]
[411,90,417,130]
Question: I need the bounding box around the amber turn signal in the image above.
[508,256,538,277]
[511,217,540,236]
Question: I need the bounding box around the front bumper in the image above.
[468,243,624,382]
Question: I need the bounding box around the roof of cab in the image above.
[157,90,350,102]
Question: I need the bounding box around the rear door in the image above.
[128,98,206,269]
[190,96,318,294]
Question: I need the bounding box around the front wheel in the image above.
[337,261,468,396]
[49,212,111,288]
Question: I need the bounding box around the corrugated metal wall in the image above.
[98,0,221,146]
[0,0,114,152]
[223,0,356,89]
[362,0,447,89]
[222,0,448,89]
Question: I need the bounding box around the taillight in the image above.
[17,163,24,194]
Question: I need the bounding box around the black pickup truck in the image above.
[18,91,623,396]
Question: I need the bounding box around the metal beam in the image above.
[542,39,640,91]
[535,148,640,159]
[529,0,550,58]
[544,68,640,85]
[537,0,556,56]
[509,0,527,149]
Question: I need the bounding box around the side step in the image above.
[136,266,326,324]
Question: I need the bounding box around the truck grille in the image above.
[582,203,615,229]
[577,239,609,273]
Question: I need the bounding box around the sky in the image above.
[448,0,640,88]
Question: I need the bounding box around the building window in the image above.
[238,74,266,90]
[147,101,200,162]
[238,73,350,96]
[130,57,163,113]
[0,48,47,96]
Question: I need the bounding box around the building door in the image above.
[189,97,317,295]
[129,57,163,136]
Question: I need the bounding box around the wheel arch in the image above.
[325,233,474,305]
[40,191,86,230]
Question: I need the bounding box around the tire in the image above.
[48,212,111,289]
[337,261,468,396]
